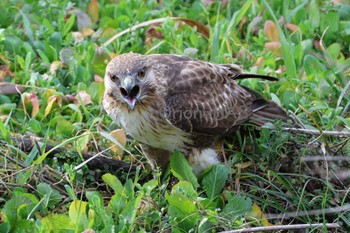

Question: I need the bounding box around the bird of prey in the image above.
[103,53,290,175]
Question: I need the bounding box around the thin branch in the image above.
[218,223,340,233]
[102,17,209,47]
[266,203,350,219]
[301,155,350,162]
[284,127,350,136]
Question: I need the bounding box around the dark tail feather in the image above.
[233,73,278,81]
[251,99,291,126]
[241,86,291,126]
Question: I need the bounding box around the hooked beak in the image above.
[120,76,140,110]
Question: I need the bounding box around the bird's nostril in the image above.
[129,85,140,99]
[120,87,128,97]
[120,85,139,99]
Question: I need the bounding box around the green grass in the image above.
[1,0,350,232]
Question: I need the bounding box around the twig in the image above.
[266,203,350,219]
[0,150,28,168]
[1,136,136,172]
[301,155,350,162]
[0,182,35,190]
[218,223,340,233]
[102,17,209,47]
[288,110,306,129]
[284,127,350,136]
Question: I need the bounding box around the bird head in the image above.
[104,53,154,110]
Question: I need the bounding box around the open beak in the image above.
[120,76,140,110]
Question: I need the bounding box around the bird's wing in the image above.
[149,55,255,135]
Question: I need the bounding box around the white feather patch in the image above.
[187,148,220,175]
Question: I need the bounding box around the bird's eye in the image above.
[137,69,146,78]
[110,74,119,82]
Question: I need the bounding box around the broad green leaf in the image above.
[19,9,34,44]
[74,131,90,152]
[37,183,63,209]
[69,200,88,230]
[303,54,325,76]
[29,118,41,133]
[170,151,199,189]
[65,185,77,200]
[102,173,124,195]
[222,192,252,218]
[309,0,320,30]
[86,191,103,207]
[41,214,75,232]
[327,43,341,61]
[202,164,229,200]
[55,117,74,137]
[166,181,199,232]
[63,14,75,37]
[120,192,144,232]
[2,196,33,230]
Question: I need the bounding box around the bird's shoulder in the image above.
[147,54,243,93]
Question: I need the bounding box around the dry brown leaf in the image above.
[87,0,99,25]
[82,28,95,37]
[264,20,279,42]
[0,65,13,81]
[0,82,25,95]
[73,8,92,31]
[286,23,298,32]
[72,31,84,43]
[109,129,127,154]
[50,61,63,73]
[103,17,209,47]
[28,93,39,118]
[94,74,103,83]
[254,57,265,68]
[246,203,273,226]
[45,95,58,117]
[75,90,93,106]
[265,41,281,56]
[145,23,163,47]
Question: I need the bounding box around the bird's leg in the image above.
[140,144,171,171]
[186,148,221,176]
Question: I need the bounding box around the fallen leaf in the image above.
[103,17,209,47]
[45,95,58,117]
[314,40,321,50]
[109,129,127,155]
[0,65,13,81]
[254,57,265,67]
[50,61,63,73]
[145,23,163,47]
[265,41,282,56]
[72,8,92,31]
[28,93,39,118]
[286,23,298,32]
[0,82,25,95]
[75,90,93,106]
[87,0,99,25]
[94,74,103,83]
[59,48,74,65]
[82,28,95,37]
[71,31,84,43]
[264,20,279,42]
[246,203,272,226]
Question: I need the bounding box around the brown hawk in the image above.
[103,53,290,175]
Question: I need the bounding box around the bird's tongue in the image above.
[126,97,136,110]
